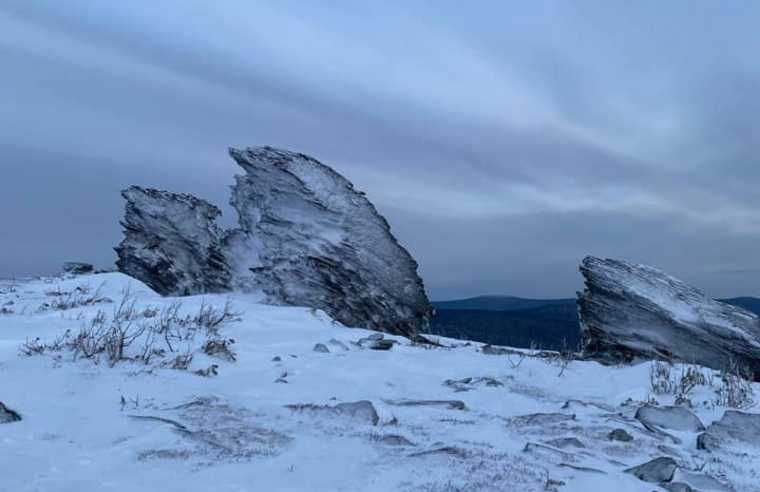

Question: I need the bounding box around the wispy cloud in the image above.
[2,1,759,297]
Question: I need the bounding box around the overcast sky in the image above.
[2,1,760,300]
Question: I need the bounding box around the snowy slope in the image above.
[1,273,758,491]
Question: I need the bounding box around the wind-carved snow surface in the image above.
[2,273,759,491]
[578,256,760,378]
[115,146,431,337]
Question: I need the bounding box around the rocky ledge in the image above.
[578,256,760,379]
[115,146,431,337]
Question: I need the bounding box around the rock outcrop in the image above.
[226,147,430,338]
[115,187,231,296]
[115,147,431,337]
[578,256,760,379]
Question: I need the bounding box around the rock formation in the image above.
[0,401,21,423]
[63,262,94,275]
[578,256,760,379]
[115,147,431,337]
[115,187,231,296]
[226,147,431,338]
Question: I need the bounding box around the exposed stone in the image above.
[62,262,94,275]
[507,413,576,427]
[115,187,231,296]
[544,437,585,449]
[676,471,734,492]
[313,343,330,353]
[367,339,394,351]
[635,405,705,433]
[384,399,467,411]
[607,428,634,442]
[409,446,468,459]
[327,339,349,351]
[116,147,432,337]
[625,457,678,483]
[226,147,431,338]
[661,482,694,492]
[377,434,415,446]
[286,400,380,426]
[578,256,760,379]
[697,410,760,451]
[0,402,21,423]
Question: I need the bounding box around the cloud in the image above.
[1,1,759,298]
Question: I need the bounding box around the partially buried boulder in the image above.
[625,457,678,483]
[0,401,21,424]
[697,410,760,451]
[635,405,705,433]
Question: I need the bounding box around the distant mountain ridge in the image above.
[432,295,575,312]
[428,295,760,350]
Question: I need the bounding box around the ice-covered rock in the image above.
[697,410,760,451]
[115,147,431,337]
[115,187,231,296]
[608,428,634,442]
[578,256,760,379]
[227,146,431,338]
[635,405,705,433]
[625,456,677,483]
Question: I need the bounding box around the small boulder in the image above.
[0,402,21,424]
[384,399,466,411]
[608,428,634,442]
[357,334,395,350]
[661,483,694,492]
[313,343,330,353]
[63,262,94,275]
[697,410,760,451]
[328,339,349,351]
[625,457,677,483]
[377,434,415,446]
[545,437,585,449]
[635,405,705,432]
[332,401,380,425]
[368,339,394,351]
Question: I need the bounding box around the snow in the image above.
[1,273,759,491]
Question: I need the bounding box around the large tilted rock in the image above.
[226,147,431,337]
[115,187,232,296]
[578,256,760,379]
[115,147,431,337]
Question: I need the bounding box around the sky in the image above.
[2,1,760,300]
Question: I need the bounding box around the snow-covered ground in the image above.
[1,273,758,491]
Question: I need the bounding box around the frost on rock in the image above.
[115,147,431,337]
[227,147,431,338]
[578,256,760,379]
[115,186,231,296]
